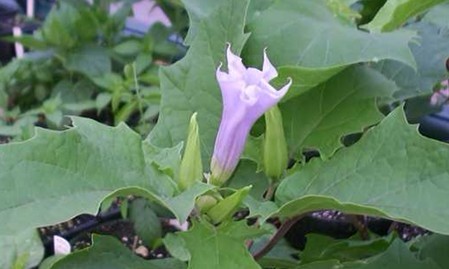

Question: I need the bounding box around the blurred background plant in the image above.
[0,0,188,141]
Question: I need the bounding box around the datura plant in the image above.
[2,0,449,268]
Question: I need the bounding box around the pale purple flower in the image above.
[431,80,449,105]
[209,44,292,186]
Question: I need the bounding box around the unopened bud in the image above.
[196,194,219,213]
[263,105,288,180]
[179,113,203,190]
[206,186,251,224]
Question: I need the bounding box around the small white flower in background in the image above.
[210,44,292,186]
[431,80,449,106]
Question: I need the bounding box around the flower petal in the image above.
[244,67,264,86]
[262,48,278,81]
[226,43,246,79]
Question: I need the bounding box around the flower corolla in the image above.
[210,44,292,185]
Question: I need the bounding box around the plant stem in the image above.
[253,214,305,260]
[264,181,277,201]
[132,63,144,124]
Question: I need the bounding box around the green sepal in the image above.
[179,112,203,190]
[206,186,252,224]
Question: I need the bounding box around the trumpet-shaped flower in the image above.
[210,44,292,186]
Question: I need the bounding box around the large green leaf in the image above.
[297,239,439,269]
[178,221,263,269]
[148,0,249,166]
[299,233,392,264]
[282,65,396,158]
[243,0,416,100]
[0,117,211,267]
[181,0,222,44]
[0,229,44,269]
[416,234,449,268]
[51,234,186,269]
[373,21,449,100]
[0,117,170,237]
[275,107,449,235]
[422,2,449,28]
[363,0,446,32]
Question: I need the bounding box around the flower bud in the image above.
[178,112,203,190]
[263,105,288,180]
[206,186,251,224]
[195,194,219,213]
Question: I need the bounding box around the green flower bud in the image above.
[196,194,219,213]
[206,186,251,224]
[263,105,288,180]
[179,112,203,190]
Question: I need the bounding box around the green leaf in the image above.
[243,0,416,100]
[6,35,47,50]
[326,0,362,23]
[95,92,112,111]
[415,234,449,268]
[0,59,20,87]
[206,186,251,224]
[92,73,123,90]
[65,45,112,78]
[163,233,191,261]
[163,182,215,222]
[0,117,169,235]
[51,234,186,269]
[51,79,95,108]
[275,107,449,235]
[297,239,439,269]
[422,2,449,28]
[148,0,250,167]
[246,0,275,24]
[178,221,262,269]
[226,160,277,221]
[113,40,142,55]
[38,255,65,269]
[142,141,183,180]
[181,0,223,44]
[0,117,192,265]
[363,0,446,32]
[0,229,44,269]
[299,233,393,264]
[41,2,79,48]
[282,65,396,158]
[373,21,449,100]
[341,0,360,6]
[257,239,298,269]
[129,198,162,247]
[242,135,264,172]
[228,160,269,201]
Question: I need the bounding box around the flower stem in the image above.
[263,181,277,201]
